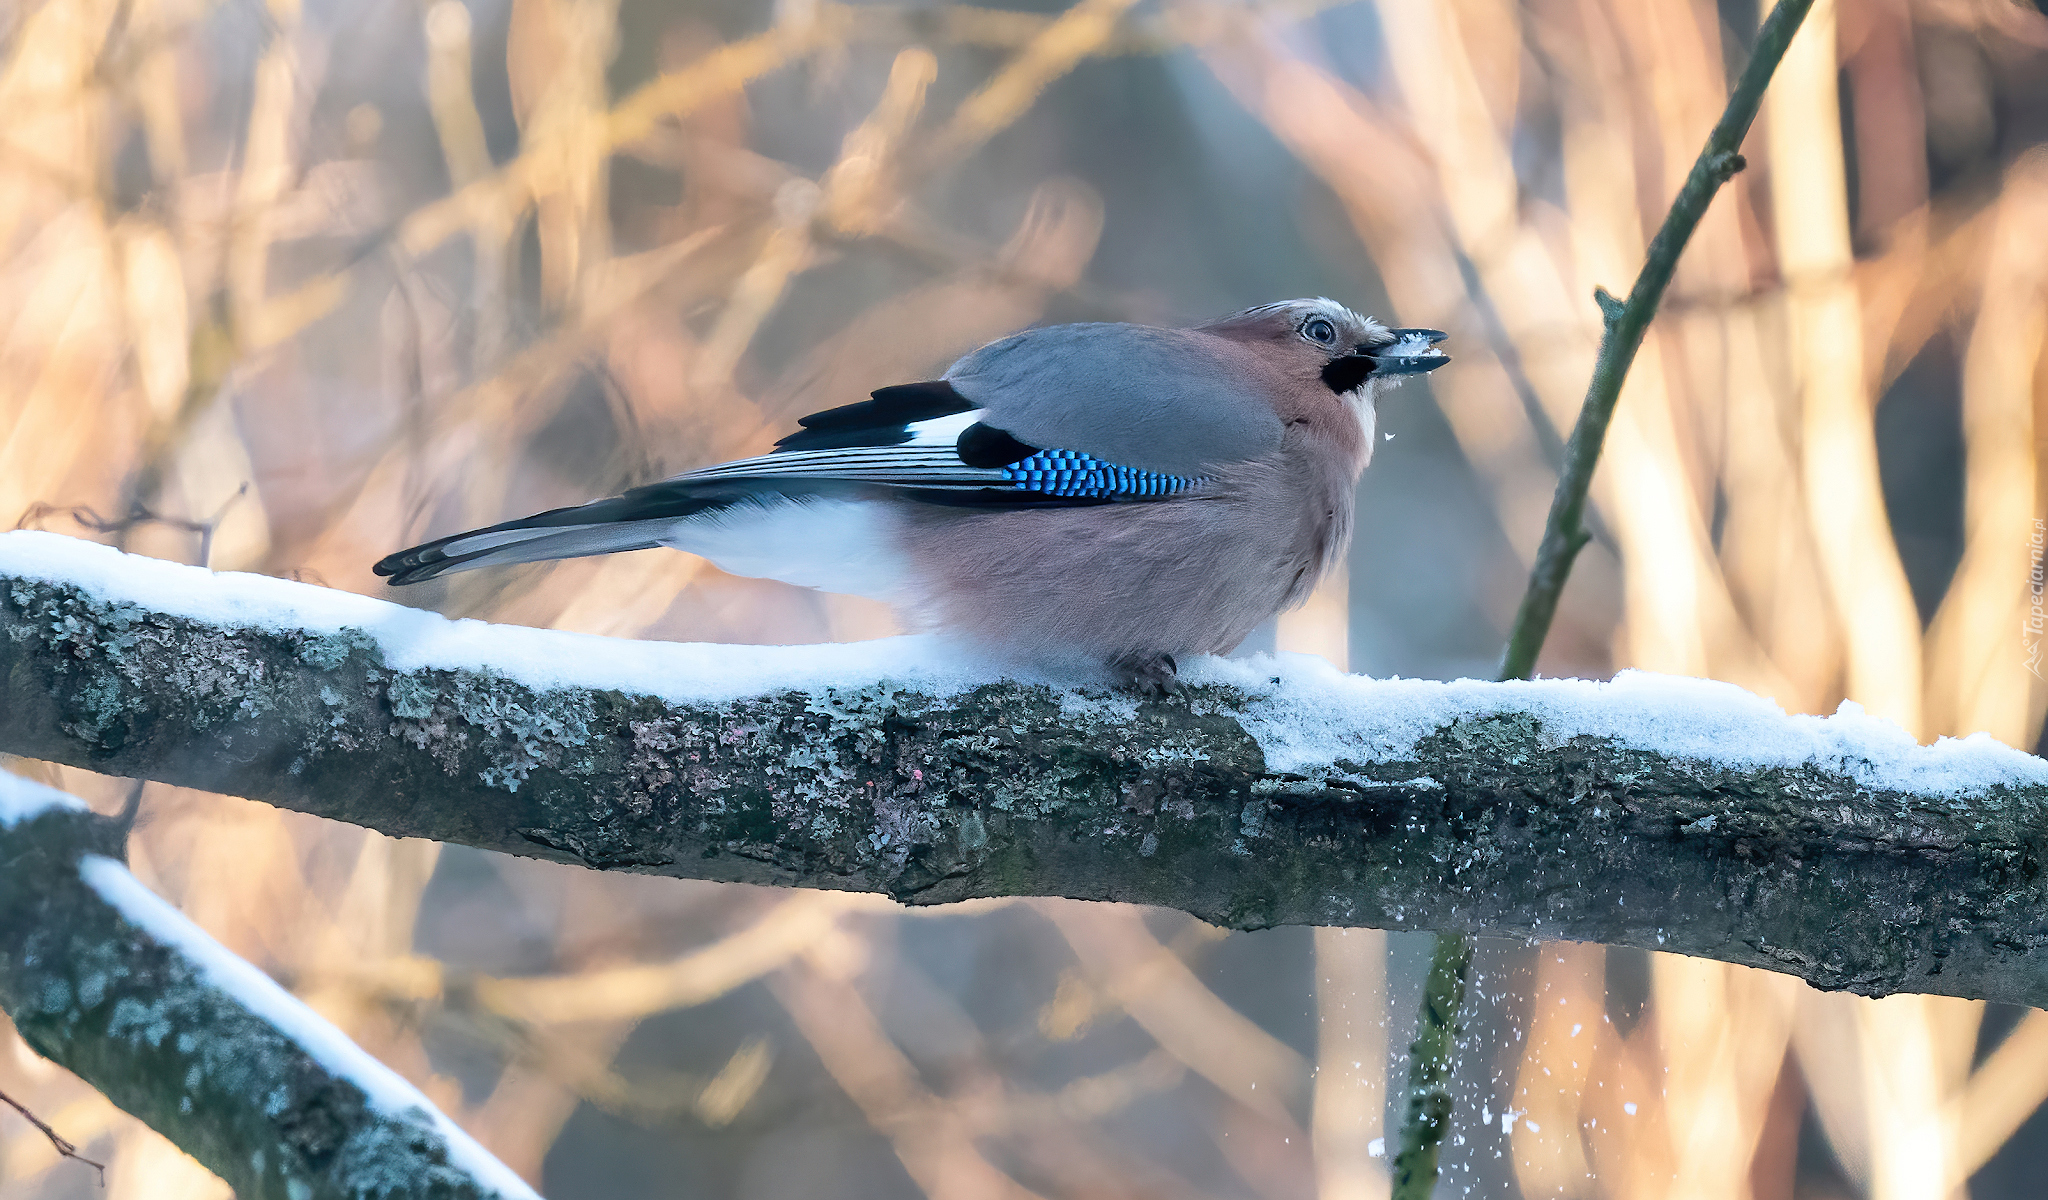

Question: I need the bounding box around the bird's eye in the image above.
[1303,318,1338,345]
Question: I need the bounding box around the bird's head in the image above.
[1203,298,1449,401]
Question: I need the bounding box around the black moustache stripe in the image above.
[1321,354,1376,393]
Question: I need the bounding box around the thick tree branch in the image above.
[0,775,537,1200]
[5,531,2048,1009]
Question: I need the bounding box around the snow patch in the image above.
[1188,652,2048,800]
[1,531,1003,704]
[77,856,541,1200]
[0,770,86,828]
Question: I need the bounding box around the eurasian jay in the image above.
[376,299,1448,691]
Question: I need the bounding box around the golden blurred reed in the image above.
[2,0,2047,1198]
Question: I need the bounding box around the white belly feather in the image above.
[661,497,908,602]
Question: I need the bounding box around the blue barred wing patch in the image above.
[672,415,1202,503]
[1001,448,1200,498]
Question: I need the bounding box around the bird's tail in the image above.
[376,453,930,604]
[373,476,880,587]
[374,504,672,585]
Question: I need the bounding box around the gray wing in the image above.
[941,323,1285,476]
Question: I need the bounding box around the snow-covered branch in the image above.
[5,531,2048,1007]
[0,772,538,1200]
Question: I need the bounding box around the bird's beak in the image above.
[1368,328,1450,376]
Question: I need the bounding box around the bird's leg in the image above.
[1113,653,1179,696]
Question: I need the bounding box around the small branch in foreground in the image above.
[1389,934,1471,1199]
[0,1086,106,1186]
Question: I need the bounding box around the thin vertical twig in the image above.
[1495,0,1817,684]
[1389,932,1471,1198]
[1390,2,1817,1197]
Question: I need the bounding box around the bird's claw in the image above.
[1115,653,1180,696]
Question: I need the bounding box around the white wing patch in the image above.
[904,410,985,445]
[674,410,1003,490]
[659,496,909,601]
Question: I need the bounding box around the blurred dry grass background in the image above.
[3,0,2048,1196]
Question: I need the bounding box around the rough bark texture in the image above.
[0,802,520,1200]
[5,568,2048,1009]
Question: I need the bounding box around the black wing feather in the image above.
[955,422,1037,468]
[774,381,975,451]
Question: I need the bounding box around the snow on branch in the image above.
[5,531,2048,1008]
[0,772,539,1200]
